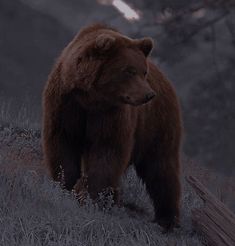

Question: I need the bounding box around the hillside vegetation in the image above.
[0,119,234,245]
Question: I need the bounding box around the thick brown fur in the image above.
[42,23,182,230]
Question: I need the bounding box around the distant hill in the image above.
[0,0,73,115]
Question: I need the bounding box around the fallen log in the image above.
[186,175,235,246]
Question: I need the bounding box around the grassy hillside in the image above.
[0,118,234,245]
[0,161,204,246]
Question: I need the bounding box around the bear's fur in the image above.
[42,24,182,230]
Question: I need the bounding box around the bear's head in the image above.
[61,29,156,108]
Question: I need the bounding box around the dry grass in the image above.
[0,121,234,245]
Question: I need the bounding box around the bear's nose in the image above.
[145,92,156,102]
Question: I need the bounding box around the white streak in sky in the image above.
[98,0,140,21]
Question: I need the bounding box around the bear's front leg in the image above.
[83,145,127,206]
[83,108,135,206]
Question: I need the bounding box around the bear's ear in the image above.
[136,37,154,57]
[95,34,116,53]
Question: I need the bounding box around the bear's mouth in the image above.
[121,93,156,106]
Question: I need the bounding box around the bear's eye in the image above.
[125,67,137,76]
[144,71,147,77]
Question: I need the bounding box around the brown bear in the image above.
[42,24,182,230]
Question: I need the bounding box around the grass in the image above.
[0,104,234,245]
[0,97,41,130]
[0,158,204,246]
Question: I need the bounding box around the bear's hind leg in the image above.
[83,147,125,206]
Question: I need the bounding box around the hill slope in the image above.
[0,124,235,245]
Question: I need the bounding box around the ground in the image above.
[0,122,234,245]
